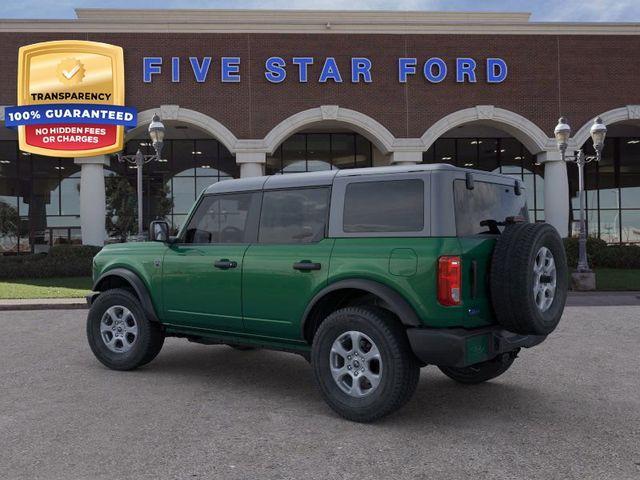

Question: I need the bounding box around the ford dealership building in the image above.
[0,9,639,251]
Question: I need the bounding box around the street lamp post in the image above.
[554,116,607,279]
[117,113,166,241]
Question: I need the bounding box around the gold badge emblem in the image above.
[15,40,126,157]
[56,58,85,85]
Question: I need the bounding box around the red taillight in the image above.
[437,256,461,306]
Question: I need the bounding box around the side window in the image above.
[259,188,330,244]
[453,180,529,236]
[183,192,259,244]
[343,179,424,233]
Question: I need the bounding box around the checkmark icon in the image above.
[62,64,80,79]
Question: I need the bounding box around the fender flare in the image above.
[91,268,160,323]
[301,279,421,337]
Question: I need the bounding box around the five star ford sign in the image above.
[4,40,137,157]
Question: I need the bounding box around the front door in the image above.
[162,191,260,333]
[242,187,333,341]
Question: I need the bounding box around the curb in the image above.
[0,292,638,312]
[0,298,88,311]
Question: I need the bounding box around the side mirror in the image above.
[150,220,169,242]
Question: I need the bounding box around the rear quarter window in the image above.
[454,179,529,236]
[343,179,424,233]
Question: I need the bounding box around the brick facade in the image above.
[0,31,638,140]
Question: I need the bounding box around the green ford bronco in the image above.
[87,164,568,422]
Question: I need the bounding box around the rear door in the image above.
[242,187,333,341]
[162,191,261,332]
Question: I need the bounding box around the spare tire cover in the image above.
[490,223,568,335]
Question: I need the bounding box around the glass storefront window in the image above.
[282,134,306,173]
[265,132,373,174]
[478,138,499,171]
[499,138,523,174]
[307,134,331,172]
[331,134,356,169]
[0,141,18,177]
[599,209,620,244]
[621,210,640,244]
[434,138,455,164]
[171,177,196,214]
[3,133,640,250]
[60,177,80,216]
[355,135,372,168]
[196,176,217,196]
[456,138,477,168]
[173,140,195,177]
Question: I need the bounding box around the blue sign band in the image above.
[4,104,138,128]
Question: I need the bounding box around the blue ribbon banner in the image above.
[4,104,137,128]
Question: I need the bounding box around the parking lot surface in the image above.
[1,306,639,480]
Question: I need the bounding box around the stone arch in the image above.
[263,105,396,155]
[127,105,239,153]
[572,105,640,148]
[420,105,553,154]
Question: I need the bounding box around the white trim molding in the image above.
[421,106,554,154]
[263,106,396,155]
[1,9,639,35]
[128,106,239,154]
[572,105,640,148]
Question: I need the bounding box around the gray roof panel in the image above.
[204,176,268,194]
[203,164,520,195]
[263,170,338,189]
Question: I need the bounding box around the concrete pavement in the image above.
[0,306,639,479]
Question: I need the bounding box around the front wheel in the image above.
[312,306,420,423]
[438,352,517,384]
[86,288,164,371]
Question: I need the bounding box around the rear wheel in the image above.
[438,352,517,384]
[87,288,164,371]
[312,306,419,423]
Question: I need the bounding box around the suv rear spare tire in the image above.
[490,223,568,335]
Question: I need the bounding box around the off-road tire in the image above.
[490,222,568,335]
[87,288,164,371]
[438,352,517,384]
[312,306,420,423]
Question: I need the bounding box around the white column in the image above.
[74,155,109,246]
[537,151,569,238]
[390,151,422,165]
[236,152,266,178]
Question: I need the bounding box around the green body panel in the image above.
[241,238,335,342]
[92,235,498,345]
[161,243,248,332]
[92,242,166,314]
[457,236,499,325]
[328,237,495,329]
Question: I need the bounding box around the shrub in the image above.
[563,237,640,269]
[0,245,101,279]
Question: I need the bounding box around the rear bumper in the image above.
[406,326,546,368]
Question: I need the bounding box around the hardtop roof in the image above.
[203,163,518,194]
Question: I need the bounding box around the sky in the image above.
[0,0,639,22]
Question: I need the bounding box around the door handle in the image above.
[214,259,237,269]
[293,260,321,271]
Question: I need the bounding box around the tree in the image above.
[105,176,137,242]
[151,180,173,224]
[105,176,174,242]
[0,201,20,252]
